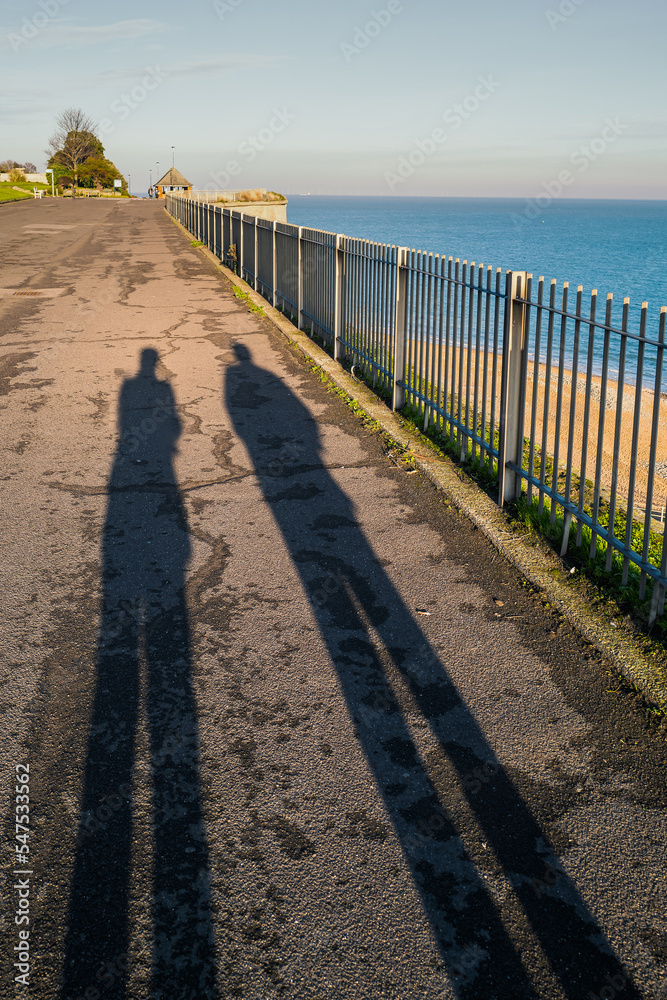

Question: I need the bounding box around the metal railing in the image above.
[166,194,667,622]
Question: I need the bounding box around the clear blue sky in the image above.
[2,0,665,198]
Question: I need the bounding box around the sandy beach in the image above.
[403,342,667,529]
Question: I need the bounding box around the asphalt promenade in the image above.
[1,198,666,1000]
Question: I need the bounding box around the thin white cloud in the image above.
[166,54,285,77]
[1,19,169,52]
[70,54,285,89]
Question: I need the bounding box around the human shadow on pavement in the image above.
[60,349,217,1000]
[226,342,640,1000]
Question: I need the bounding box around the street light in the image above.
[149,168,152,196]
[128,174,131,197]
[45,168,55,198]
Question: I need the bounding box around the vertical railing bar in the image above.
[576,290,598,546]
[361,241,369,372]
[457,261,468,449]
[471,263,483,464]
[388,245,395,387]
[356,241,364,367]
[368,241,376,378]
[359,240,366,366]
[379,244,386,384]
[414,252,425,418]
[497,270,514,504]
[514,272,532,500]
[253,215,258,290]
[404,250,415,408]
[340,237,348,360]
[361,241,369,371]
[377,244,386,383]
[657,325,667,619]
[421,254,429,418]
[392,246,408,411]
[430,257,438,419]
[356,240,364,364]
[333,234,342,362]
[645,309,667,616]
[370,244,379,384]
[605,298,630,572]
[443,257,453,436]
[498,271,528,503]
[527,276,544,505]
[342,238,351,359]
[480,265,492,466]
[462,261,475,460]
[348,239,356,360]
[488,268,502,476]
[296,225,303,329]
[450,259,460,442]
[383,245,392,388]
[560,284,583,554]
[551,282,569,526]
[589,294,614,558]
[272,221,277,307]
[362,241,370,367]
[434,256,446,433]
[239,212,244,282]
[622,302,648,586]
[373,243,382,382]
[343,238,352,360]
[423,257,436,429]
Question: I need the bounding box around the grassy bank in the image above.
[0,181,51,203]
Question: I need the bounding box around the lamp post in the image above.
[128,174,131,197]
[149,168,152,197]
[45,168,55,198]
[171,146,175,169]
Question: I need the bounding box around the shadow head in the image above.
[232,343,252,364]
[140,348,159,375]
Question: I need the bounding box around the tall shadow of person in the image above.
[61,349,217,1000]
[226,342,639,1000]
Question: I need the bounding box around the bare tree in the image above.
[47,108,99,196]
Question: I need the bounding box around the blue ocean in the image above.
[285,196,667,335]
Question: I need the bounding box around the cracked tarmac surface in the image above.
[1,198,666,999]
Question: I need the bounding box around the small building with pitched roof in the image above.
[155,167,192,199]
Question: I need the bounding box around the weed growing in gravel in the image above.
[233,285,265,316]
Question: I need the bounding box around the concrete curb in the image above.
[168,211,667,711]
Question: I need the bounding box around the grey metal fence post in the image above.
[392,247,409,411]
[254,215,258,291]
[334,235,344,362]
[272,221,277,307]
[498,270,528,504]
[297,226,303,330]
[239,213,244,281]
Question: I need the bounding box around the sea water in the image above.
[286,195,667,381]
